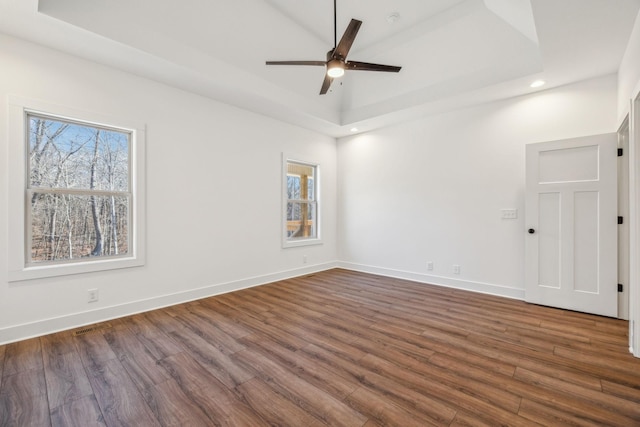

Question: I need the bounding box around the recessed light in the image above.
[530,80,545,88]
[386,13,400,24]
[350,127,359,132]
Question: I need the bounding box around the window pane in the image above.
[307,177,314,201]
[30,192,129,263]
[28,115,130,192]
[287,175,300,200]
[286,201,316,239]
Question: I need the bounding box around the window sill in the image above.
[282,238,323,249]
[8,256,144,282]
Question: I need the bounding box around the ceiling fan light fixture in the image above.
[327,59,345,78]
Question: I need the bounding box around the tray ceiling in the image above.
[1,0,639,136]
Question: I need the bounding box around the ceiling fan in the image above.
[265,0,402,95]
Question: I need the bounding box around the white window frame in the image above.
[7,97,146,281]
[282,153,322,248]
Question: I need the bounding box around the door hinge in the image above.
[618,283,624,292]
[618,216,624,225]
[618,148,624,157]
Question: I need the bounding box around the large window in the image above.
[283,156,321,247]
[8,98,146,281]
[27,113,131,264]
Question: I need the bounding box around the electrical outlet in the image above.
[88,289,99,303]
[303,255,308,264]
[453,265,461,275]
[426,261,434,271]
[501,209,518,219]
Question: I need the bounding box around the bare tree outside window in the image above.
[27,114,131,264]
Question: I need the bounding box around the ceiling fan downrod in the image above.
[334,0,337,48]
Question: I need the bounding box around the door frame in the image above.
[630,92,640,357]
[618,118,630,321]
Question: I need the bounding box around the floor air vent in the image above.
[72,322,113,336]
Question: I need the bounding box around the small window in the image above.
[8,98,146,281]
[283,156,321,248]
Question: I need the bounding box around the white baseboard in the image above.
[0,261,526,345]
[0,262,338,345]
[336,262,526,300]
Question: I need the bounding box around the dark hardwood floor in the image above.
[1,269,639,426]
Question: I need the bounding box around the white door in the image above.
[525,133,618,317]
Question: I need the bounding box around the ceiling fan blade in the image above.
[333,19,362,60]
[320,74,333,95]
[266,61,326,66]
[345,61,402,72]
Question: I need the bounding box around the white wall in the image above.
[338,75,618,298]
[0,34,338,344]
[618,10,640,122]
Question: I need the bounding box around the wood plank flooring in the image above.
[1,268,640,426]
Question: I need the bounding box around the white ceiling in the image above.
[1,0,639,136]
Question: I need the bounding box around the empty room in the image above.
[2,0,640,425]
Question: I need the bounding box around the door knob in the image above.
[528,228,536,234]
